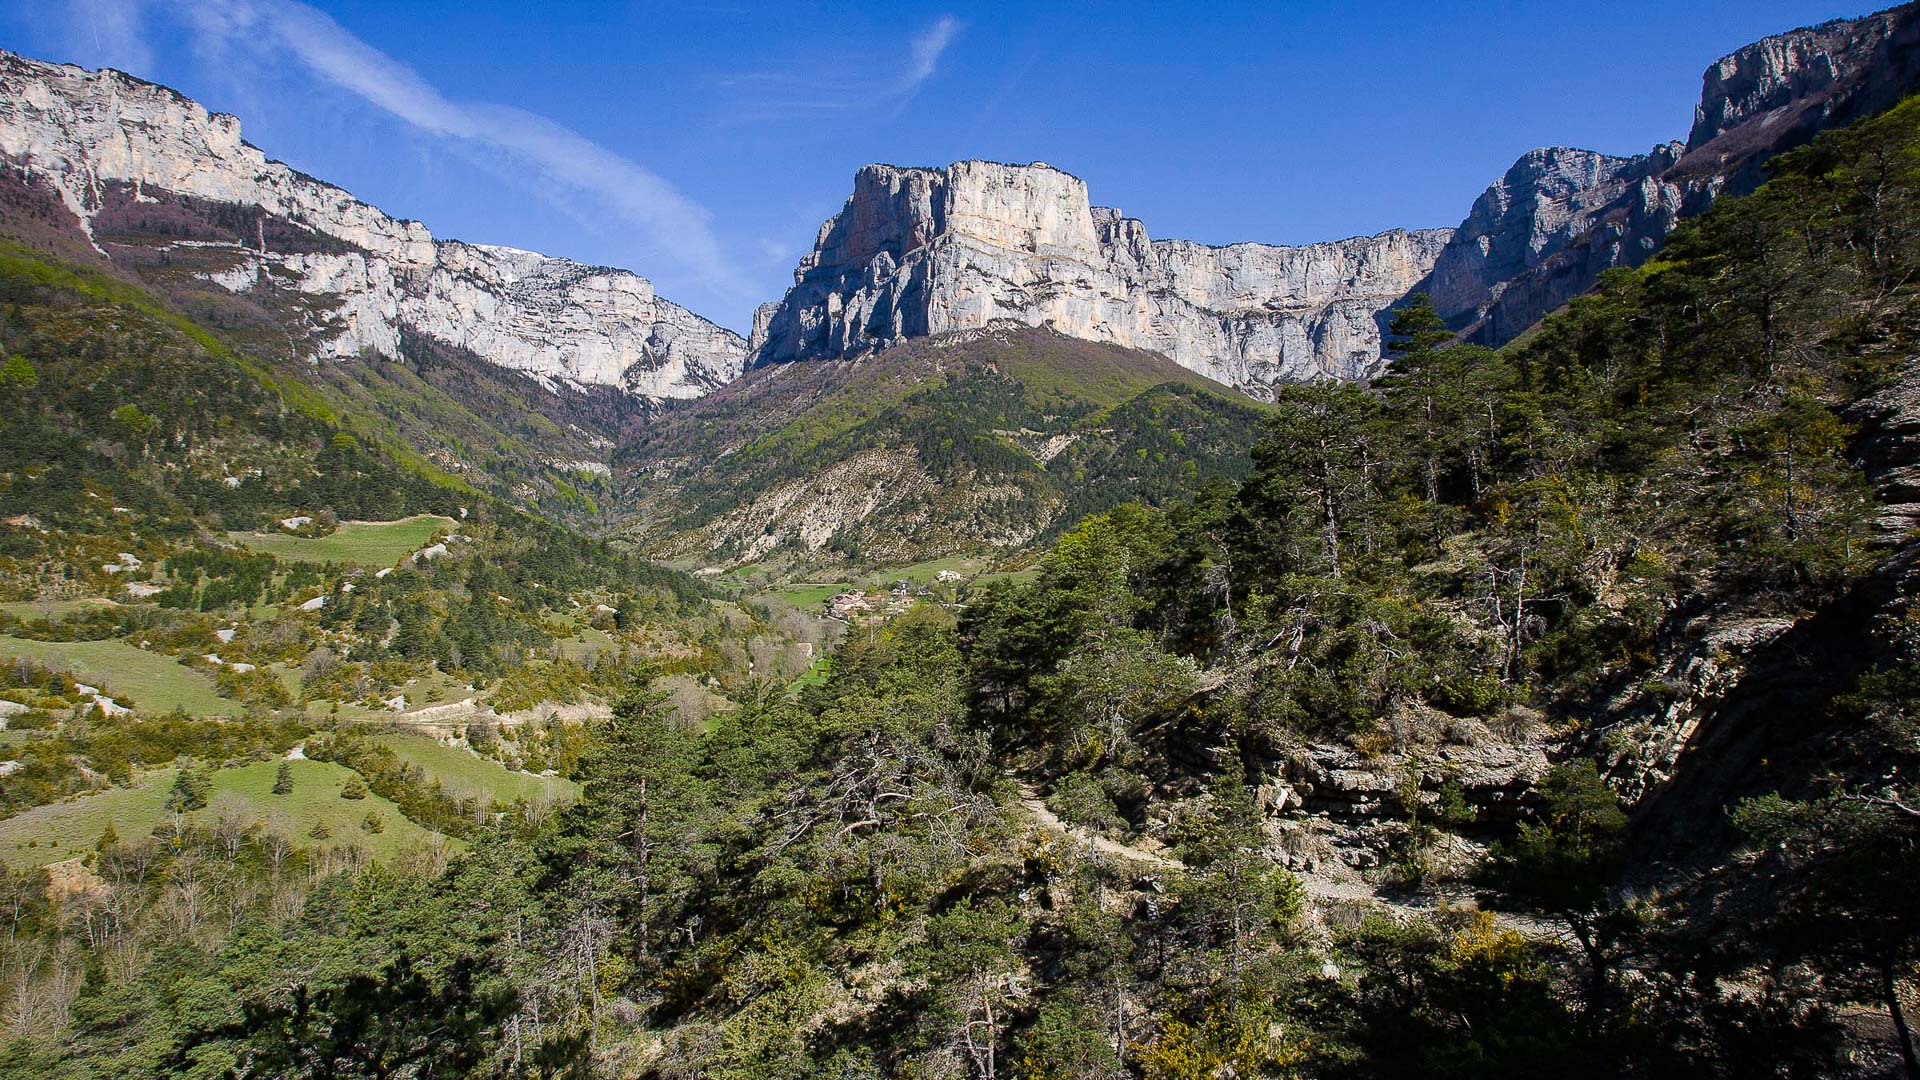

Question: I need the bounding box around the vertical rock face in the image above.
[1421,143,1713,346]
[752,160,1452,394]
[1424,3,1920,347]
[0,51,745,399]
[1686,2,1920,176]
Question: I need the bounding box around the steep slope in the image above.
[750,160,1449,395]
[1423,2,1920,346]
[0,50,745,397]
[621,323,1270,567]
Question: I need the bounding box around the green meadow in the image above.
[0,635,237,716]
[228,514,454,566]
[371,732,577,806]
[0,758,446,867]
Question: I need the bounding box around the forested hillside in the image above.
[1,85,1916,1079]
[618,325,1271,571]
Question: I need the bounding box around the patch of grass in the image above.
[860,556,980,587]
[0,758,447,867]
[554,625,613,663]
[228,515,454,567]
[788,656,833,695]
[370,733,576,806]
[774,583,851,608]
[0,636,237,716]
[0,599,123,620]
[972,568,1041,588]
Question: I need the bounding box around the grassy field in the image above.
[371,733,576,806]
[788,656,833,694]
[0,598,122,620]
[775,582,851,608]
[0,635,237,716]
[555,624,614,663]
[0,758,446,867]
[228,514,454,566]
[972,568,1041,588]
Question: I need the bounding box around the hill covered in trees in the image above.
[617,323,1272,571]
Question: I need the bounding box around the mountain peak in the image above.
[754,157,1447,394]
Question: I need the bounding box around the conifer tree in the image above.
[167,763,211,813]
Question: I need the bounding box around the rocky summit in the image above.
[1423,3,1920,346]
[2,4,1913,408]
[754,6,1920,378]
[749,159,1451,395]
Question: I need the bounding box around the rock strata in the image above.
[0,50,744,398]
[752,160,1451,395]
[1420,144,1712,347]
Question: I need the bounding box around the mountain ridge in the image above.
[760,4,1920,383]
[623,322,1269,567]
[0,49,746,399]
[1423,1,1920,346]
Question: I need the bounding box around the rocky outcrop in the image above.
[0,50,744,398]
[1681,2,1920,190]
[1424,3,1920,348]
[1421,144,1714,346]
[1847,354,1920,540]
[752,160,1451,395]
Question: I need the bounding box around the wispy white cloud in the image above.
[718,14,963,125]
[83,0,742,293]
[900,15,960,95]
[61,0,154,73]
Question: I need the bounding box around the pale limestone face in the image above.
[753,158,1451,392]
[0,51,745,399]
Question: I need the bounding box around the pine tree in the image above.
[0,352,37,388]
[1376,293,1502,525]
[1479,761,1630,1012]
[272,761,294,795]
[546,676,706,978]
[340,775,368,800]
[1176,754,1303,983]
[166,764,211,812]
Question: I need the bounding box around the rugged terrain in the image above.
[1421,2,1920,345]
[0,50,745,397]
[0,6,1916,1079]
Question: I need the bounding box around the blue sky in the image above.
[0,1,1874,331]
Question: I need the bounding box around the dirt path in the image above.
[1016,784,1183,871]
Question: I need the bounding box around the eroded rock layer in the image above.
[1423,3,1920,347]
[0,50,745,398]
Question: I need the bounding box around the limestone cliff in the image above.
[1683,1,1920,188]
[0,51,745,399]
[1420,143,1713,347]
[1424,3,1920,347]
[751,160,1450,395]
